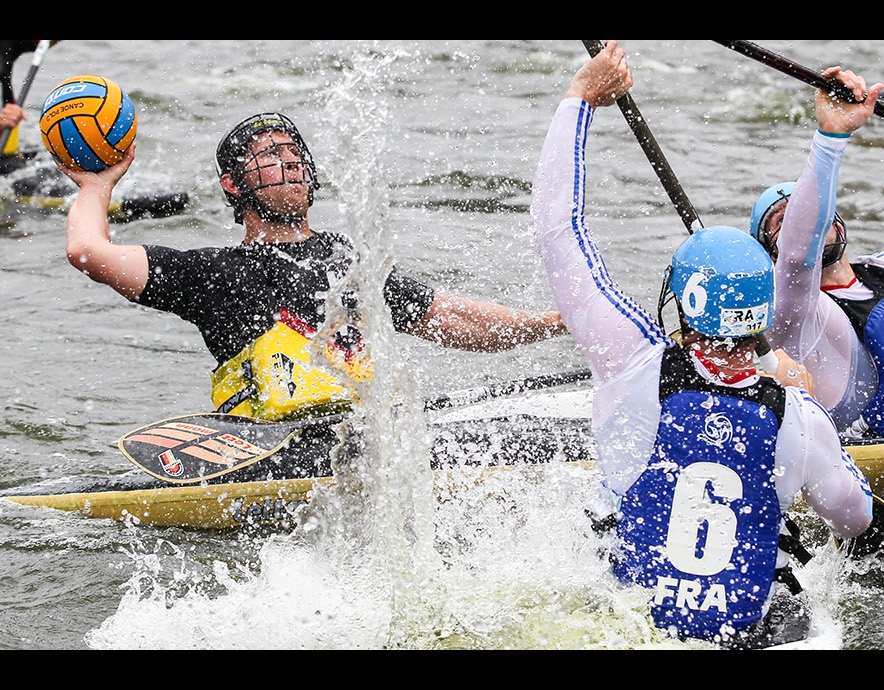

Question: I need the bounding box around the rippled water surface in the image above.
[1,40,884,649]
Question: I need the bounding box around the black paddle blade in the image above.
[116,192,190,220]
[119,413,344,485]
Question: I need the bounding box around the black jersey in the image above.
[135,232,435,367]
[0,40,39,104]
[826,262,884,343]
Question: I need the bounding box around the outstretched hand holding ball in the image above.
[40,74,137,173]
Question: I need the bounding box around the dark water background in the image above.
[1,40,883,649]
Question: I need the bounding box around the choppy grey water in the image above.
[1,40,883,650]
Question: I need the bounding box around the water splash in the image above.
[88,44,446,650]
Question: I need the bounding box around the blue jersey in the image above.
[531,97,873,644]
[614,346,785,639]
[827,260,884,435]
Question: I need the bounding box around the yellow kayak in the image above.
[0,398,597,530]
[0,148,189,223]
[6,446,883,532]
[6,475,335,530]
[3,390,883,541]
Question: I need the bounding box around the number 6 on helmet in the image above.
[667,226,776,339]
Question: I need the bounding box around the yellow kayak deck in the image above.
[6,445,884,531]
[6,476,336,530]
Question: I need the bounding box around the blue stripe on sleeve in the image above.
[568,101,667,346]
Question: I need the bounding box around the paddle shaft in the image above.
[424,368,593,412]
[121,368,596,483]
[581,40,778,371]
[581,40,703,235]
[713,40,884,119]
[0,40,52,153]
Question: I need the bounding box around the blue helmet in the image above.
[669,226,775,338]
[750,180,847,266]
[749,181,795,244]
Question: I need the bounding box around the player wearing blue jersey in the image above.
[531,41,873,648]
[749,67,884,438]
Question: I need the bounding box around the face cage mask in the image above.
[216,113,320,225]
[822,213,847,268]
[230,141,319,225]
[759,202,847,268]
[657,264,678,334]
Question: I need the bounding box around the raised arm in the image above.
[775,68,875,317]
[530,41,668,382]
[776,68,882,311]
[770,131,853,389]
[771,68,884,409]
[59,145,149,300]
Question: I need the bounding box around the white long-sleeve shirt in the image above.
[770,130,878,431]
[530,98,873,542]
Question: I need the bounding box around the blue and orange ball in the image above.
[39,74,137,172]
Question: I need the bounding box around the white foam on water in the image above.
[84,441,853,650]
[85,534,394,650]
[85,460,703,649]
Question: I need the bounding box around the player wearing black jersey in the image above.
[57,112,568,420]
